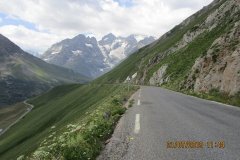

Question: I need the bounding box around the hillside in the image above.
[0,103,28,132]
[41,33,155,78]
[0,34,89,107]
[0,84,137,159]
[95,0,240,106]
[0,0,239,159]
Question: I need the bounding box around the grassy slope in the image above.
[95,0,240,107]
[0,84,137,159]
[0,33,90,84]
[95,0,225,84]
[0,0,237,159]
[0,103,28,130]
[0,39,90,107]
[17,54,90,83]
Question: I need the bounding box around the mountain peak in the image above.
[0,34,23,55]
[73,34,86,40]
[42,33,156,78]
[73,34,97,43]
[99,33,117,45]
[104,33,116,38]
[0,34,88,106]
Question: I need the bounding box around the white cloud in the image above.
[159,0,212,9]
[0,0,213,53]
[0,25,62,53]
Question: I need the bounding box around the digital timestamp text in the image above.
[166,141,225,149]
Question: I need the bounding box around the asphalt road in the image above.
[98,86,240,160]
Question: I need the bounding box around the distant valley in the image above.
[0,0,240,159]
[0,32,155,107]
[0,34,88,107]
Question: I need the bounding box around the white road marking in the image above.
[134,114,140,134]
[137,99,141,105]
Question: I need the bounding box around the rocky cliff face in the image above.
[94,0,240,103]
[147,0,240,96]
[42,35,106,78]
[149,65,168,86]
[185,20,240,95]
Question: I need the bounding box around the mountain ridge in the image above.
[95,0,240,105]
[0,34,89,107]
[41,33,156,78]
[1,0,240,159]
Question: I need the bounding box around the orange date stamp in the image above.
[166,140,225,149]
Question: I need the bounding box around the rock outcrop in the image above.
[185,18,240,95]
[147,0,240,97]
[149,65,168,86]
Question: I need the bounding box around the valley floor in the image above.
[0,102,32,136]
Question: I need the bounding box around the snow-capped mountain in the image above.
[0,34,88,107]
[41,33,156,78]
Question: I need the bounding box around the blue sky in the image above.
[0,12,37,31]
[113,0,134,8]
[0,0,213,53]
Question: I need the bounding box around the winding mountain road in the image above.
[0,100,33,136]
[98,86,240,160]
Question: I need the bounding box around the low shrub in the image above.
[27,85,138,160]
